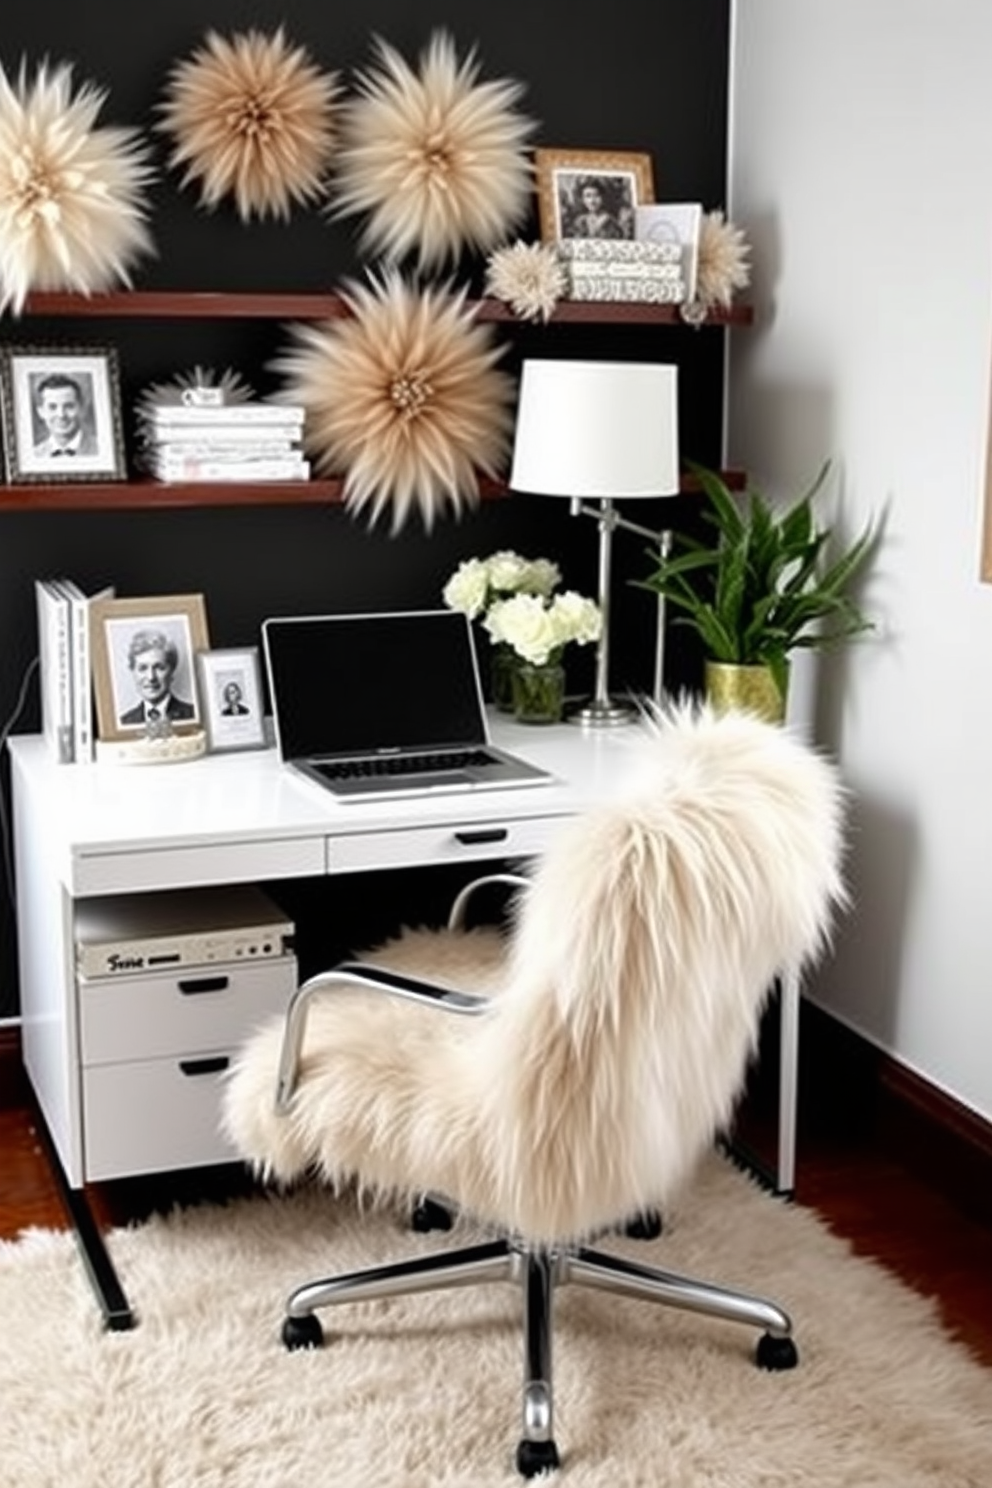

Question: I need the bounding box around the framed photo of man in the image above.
[534,149,655,244]
[196,646,267,753]
[0,344,126,484]
[90,594,210,743]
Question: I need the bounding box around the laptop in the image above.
[262,610,555,802]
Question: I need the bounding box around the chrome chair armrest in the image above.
[447,873,530,931]
[276,961,490,1111]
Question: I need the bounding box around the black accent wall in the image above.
[0,0,731,1011]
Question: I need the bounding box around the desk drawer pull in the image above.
[178,975,230,996]
[179,1056,230,1077]
[454,828,509,845]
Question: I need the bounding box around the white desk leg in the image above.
[777,969,801,1196]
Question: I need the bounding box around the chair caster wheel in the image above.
[516,1438,560,1478]
[411,1197,453,1232]
[624,1208,663,1240]
[756,1332,798,1370]
[282,1313,324,1351]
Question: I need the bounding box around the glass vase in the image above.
[490,642,519,713]
[512,659,566,725]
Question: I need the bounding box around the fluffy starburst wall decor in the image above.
[331,30,537,270]
[685,209,752,319]
[158,28,341,222]
[273,270,515,533]
[0,59,154,315]
[484,240,566,322]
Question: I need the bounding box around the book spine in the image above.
[146,404,306,427]
[35,580,74,764]
[151,457,311,482]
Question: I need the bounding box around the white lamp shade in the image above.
[509,359,680,499]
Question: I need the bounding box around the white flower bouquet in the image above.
[483,591,602,666]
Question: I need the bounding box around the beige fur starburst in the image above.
[693,209,751,311]
[332,30,537,269]
[0,59,153,315]
[485,241,566,322]
[274,270,515,532]
[159,28,341,222]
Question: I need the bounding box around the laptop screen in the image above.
[263,610,489,761]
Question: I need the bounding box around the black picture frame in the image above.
[0,343,126,484]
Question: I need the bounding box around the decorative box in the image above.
[556,238,686,303]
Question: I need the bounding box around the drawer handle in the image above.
[454,828,509,845]
[178,975,230,996]
[179,1056,230,1077]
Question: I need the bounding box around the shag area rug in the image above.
[1,1154,989,1487]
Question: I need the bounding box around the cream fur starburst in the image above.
[692,209,751,312]
[159,28,341,221]
[0,59,154,315]
[485,241,566,322]
[331,30,537,269]
[274,270,515,533]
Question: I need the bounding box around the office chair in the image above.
[223,700,847,1478]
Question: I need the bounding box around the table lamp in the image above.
[508,358,680,726]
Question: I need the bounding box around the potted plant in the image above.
[639,460,875,720]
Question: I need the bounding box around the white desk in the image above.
[8,714,799,1326]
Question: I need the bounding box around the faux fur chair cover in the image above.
[223,702,846,1245]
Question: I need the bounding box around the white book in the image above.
[35,579,74,763]
[147,437,303,457]
[145,403,306,427]
[151,455,311,483]
[57,579,115,763]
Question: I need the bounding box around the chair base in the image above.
[280,1228,797,1476]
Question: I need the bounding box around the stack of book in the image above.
[35,577,114,763]
[137,401,310,483]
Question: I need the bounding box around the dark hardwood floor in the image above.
[3,1022,991,1370]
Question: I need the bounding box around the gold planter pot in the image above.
[704,661,788,725]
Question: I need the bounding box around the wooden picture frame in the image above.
[196,646,267,752]
[90,594,210,743]
[534,148,655,243]
[0,344,126,484]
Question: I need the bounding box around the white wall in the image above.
[728,0,992,1123]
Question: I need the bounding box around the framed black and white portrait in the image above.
[196,646,266,752]
[90,593,210,743]
[0,344,126,484]
[534,149,655,244]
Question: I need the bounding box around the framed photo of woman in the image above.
[0,344,127,484]
[196,646,266,752]
[90,593,209,743]
[534,149,655,244]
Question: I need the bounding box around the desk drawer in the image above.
[82,1054,240,1180]
[78,955,297,1066]
[328,815,562,873]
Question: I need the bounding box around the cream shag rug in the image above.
[1,1155,989,1487]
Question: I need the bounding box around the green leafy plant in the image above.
[639,460,876,701]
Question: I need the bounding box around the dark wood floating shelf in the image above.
[1,290,750,511]
[16,289,753,327]
[0,470,745,514]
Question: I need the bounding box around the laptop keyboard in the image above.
[316,748,494,782]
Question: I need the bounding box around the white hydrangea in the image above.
[442,557,491,618]
[484,590,602,666]
[442,550,562,618]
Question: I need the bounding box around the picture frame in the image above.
[0,344,126,485]
[534,149,656,243]
[196,646,267,753]
[90,593,210,744]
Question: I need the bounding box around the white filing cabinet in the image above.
[74,885,297,1181]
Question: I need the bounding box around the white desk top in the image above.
[9,713,649,897]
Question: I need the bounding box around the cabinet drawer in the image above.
[78,955,297,1066]
[328,815,561,873]
[82,1054,240,1180]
